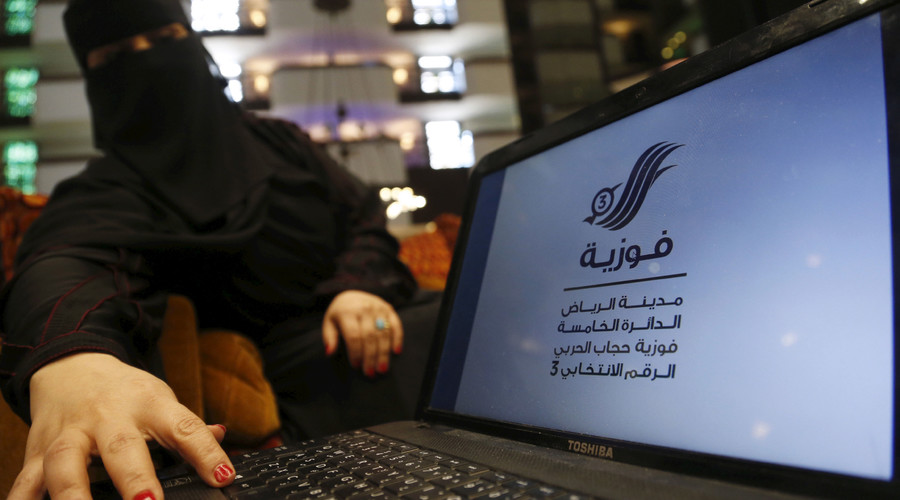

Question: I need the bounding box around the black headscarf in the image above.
[61,0,273,230]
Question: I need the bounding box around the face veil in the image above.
[64,0,272,228]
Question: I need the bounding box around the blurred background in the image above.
[0,0,807,226]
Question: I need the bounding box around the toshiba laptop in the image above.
[96,0,900,498]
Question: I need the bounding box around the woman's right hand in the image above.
[8,352,235,500]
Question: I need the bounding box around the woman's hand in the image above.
[322,290,403,378]
[9,352,233,500]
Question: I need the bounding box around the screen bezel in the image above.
[417,0,900,497]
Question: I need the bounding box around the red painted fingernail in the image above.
[214,424,227,433]
[393,345,403,355]
[325,343,336,355]
[366,366,376,378]
[378,361,388,373]
[214,463,234,483]
[133,490,156,500]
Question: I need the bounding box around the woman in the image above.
[0,1,438,498]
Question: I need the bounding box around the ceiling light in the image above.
[253,74,270,94]
[249,9,267,27]
[393,67,410,85]
[399,132,416,151]
[603,19,635,38]
[418,55,453,69]
[386,6,402,24]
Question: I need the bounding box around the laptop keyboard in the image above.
[222,430,594,499]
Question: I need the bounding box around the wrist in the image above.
[29,352,123,414]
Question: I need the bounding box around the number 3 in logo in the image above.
[592,187,616,218]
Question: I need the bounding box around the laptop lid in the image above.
[419,0,900,497]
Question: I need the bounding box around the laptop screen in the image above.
[428,7,896,485]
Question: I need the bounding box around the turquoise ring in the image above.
[375,318,389,331]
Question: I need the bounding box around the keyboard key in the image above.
[411,450,451,462]
[453,464,489,476]
[412,465,456,480]
[400,483,453,500]
[506,478,537,491]
[471,489,515,500]
[393,443,419,453]
[267,474,309,490]
[285,485,340,499]
[320,474,363,489]
[308,467,344,483]
[354,463,391,480]
[430,473,477,489]
[346,489,399,500]
[526,485,566,498]
[478,471,517,486]
[384,476,428,495]
[370,470,408,486]
[231,488,276,498]
[333,480,376,498]
[451,479,497,498]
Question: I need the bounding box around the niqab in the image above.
[63,0,272,230]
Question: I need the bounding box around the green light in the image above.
[7,87,36,117]
[5,67,38,87]
[4,163,36,193]
[4,0,36,36]
[3,140,38,164]
[4,67,38,118]
[3,140,38,194]
[5,0,36,13]
[5,16,32,35]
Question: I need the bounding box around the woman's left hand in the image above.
[322,290,403,377]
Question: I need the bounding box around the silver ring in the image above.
[375,317,389,331]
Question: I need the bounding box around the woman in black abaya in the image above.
[0,1,437,498]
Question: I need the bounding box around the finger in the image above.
[208,424,227,443]
[42,428,93,500]
[7,456,47,500]
[96,426,161,500]
[389,309,404,355]
[152,407,235,488]
[375,325,391,374]
[321,318,339,356]
[362,318,380,378]
[338,315,364,368]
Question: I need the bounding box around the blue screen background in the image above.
[439,14,893,480]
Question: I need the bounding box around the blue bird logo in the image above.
[584,142,683,230]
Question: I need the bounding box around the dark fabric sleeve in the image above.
[246,117,418,307]
[0,248,167,423]
[306,138,418,306]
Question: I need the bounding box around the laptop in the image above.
[94,0,900,497]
